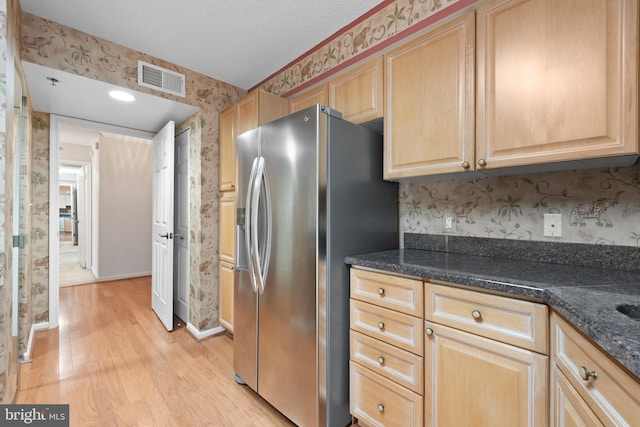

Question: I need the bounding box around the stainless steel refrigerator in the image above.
[234,105,397,427]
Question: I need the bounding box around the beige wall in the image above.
[94,134,152,280]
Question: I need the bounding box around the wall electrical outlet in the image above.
[543,213,562,237]
[445,216,454,230]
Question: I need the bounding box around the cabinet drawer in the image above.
[351,330,423,394]
[551,312,640,426]
[551,364,603,427]
[351,300,423,356]
[425,282,548,354]
[350,362,423,427]
[351,268,423,317]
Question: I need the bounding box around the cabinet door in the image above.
[219,193,235,263]
[219,105,236,192]
[424,321,548,427]
[476,0,638,170]
[219,260,235,332]
[329,57,383,124]
[237,89,289,137]
[237,91,258,136]
[289,84,329,113]
[384,12,475,179]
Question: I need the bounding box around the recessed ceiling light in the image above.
[109,90,135,102]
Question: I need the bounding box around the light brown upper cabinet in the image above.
[329,56,384,124]
[219,104,236,192]
[236,89,289,137]
[384,12,475,179]
[218,89,288,192]
[476,0,638,170]
[289,84,329,113]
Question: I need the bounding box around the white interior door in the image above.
[173,128,189,323]
[152,121,175,331]
[76,165,88,268]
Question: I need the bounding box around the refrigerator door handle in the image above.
[245,157,259,294]
[251,157,271,295]
[257,160,272,295]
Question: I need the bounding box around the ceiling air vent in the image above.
[137,60,186,97]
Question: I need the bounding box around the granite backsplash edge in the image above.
[404,233,640,272]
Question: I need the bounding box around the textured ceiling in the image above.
[20,0,385,90]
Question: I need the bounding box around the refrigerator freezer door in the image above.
[233,128,260,391]
[257,107,322,427]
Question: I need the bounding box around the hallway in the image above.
[14,277,294,426]
[59,232,96,287]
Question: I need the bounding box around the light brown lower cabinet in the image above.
[218,261,234,333]
[350,268,424,427]
[350,268,552,427]
[350,362,423,427]
[423,321,548,427]
[551,364,603,426]
[550,312,640,426]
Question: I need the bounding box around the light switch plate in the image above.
[544,214,562,237]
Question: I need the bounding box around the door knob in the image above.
[159,232,173,239]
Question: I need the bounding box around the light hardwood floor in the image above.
[14,277,295,427]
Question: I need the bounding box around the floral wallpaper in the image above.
[400,164,640,246]
[30,112,48,326]
[258,0,465,95]
[0,0,26,403]
[21,12,246,333]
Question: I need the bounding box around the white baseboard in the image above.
[23,321,50,362]
[95,271,152,282]
[186,323,226,341]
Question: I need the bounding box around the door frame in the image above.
[173,127,190,323]
[49,115,154,328]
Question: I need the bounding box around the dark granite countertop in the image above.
[345,245,640,380]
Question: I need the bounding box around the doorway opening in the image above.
[49,115,191,330]
[58,162,95,287]
[49,116,155,328]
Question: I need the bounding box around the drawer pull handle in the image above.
[377,321,385,330]
[471,310,482,320]
[478,158,487,167]
[580,366,598,382]
[378,356,385,365]
[462,161,470,169]
[377,287,385,296]
[425,327,434,336]
[377,403,385,412]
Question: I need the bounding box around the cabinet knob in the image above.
[477,159,487,167]
[462,161,470,169]
[471,309,482,320]
[377,287,385,296]
[378,356,385,365]
[579,366,598,382]
[425,327,434,336]
[377,403,385,412]
[377,321,385,330]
